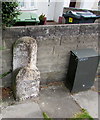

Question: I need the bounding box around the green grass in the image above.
[43,112,53,120]
[43,109,94,120]
[72,109,94,120]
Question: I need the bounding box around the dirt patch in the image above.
[40,81,64,89]
[0,87,13,100]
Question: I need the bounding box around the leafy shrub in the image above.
[2,1,20,27]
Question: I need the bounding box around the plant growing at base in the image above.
[73,109,94,120]
[39,13,46,25]
[39,14,45,21]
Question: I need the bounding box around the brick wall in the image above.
[2,23,99,87]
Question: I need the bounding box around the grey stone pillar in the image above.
[13,37,40,101]
[13,37,37,71]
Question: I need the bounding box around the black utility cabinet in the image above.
[66,48,99,93]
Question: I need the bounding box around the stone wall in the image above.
[2,23,99,87]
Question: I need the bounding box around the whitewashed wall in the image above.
[54,1,64,22]
[80,0,99,10]
[63,0,99,10]
[36,1,48,17]
[63,0,70,7]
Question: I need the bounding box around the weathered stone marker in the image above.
[13,37,37,70]
[13,37,40,101]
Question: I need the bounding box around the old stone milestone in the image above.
[13,36,40,101]
[13,37,37,70]
[16,66,40,101]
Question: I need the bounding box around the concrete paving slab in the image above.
[38,84,81,118]
[2,102,43,118]
[72,90,98,118]
[0,114,2,120]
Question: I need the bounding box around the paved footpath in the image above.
[38,85,81,118]
[1,102,43,118]
[72,90,99,118]
[1,84,99,119]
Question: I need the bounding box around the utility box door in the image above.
[66,48,99,93]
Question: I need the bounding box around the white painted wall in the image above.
[36,0,64,22]
[36,1,48,17]
[47,0,56,20]
[63,0,99,10]
[54,1,64,22]
[80,0,99,10]
[91,0,99,10]
[18,0,65,21]
[63,0,70,7]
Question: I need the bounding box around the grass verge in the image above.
[43,112,53,120]
[73,109,94,120]
[43,109,94,120]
